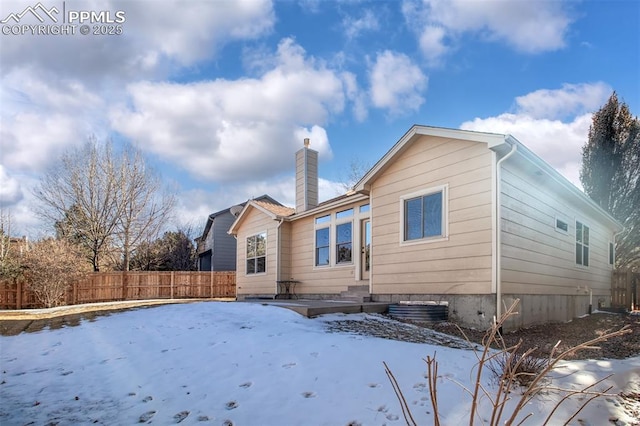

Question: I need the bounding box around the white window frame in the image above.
[313,206,369,269]
[609,241,615,266]
[399,184,449,246]
[554,215,569,235]
[335,208,354,265]
[575,220,590,267]
[314,217,331,267]
[246,231,267,275]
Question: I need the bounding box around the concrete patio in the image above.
[245,299,390,317]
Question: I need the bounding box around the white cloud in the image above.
[111,38,345,182]
[369,50,428,115]
[343,9,380,39]
[0,0,275,82]
[0,165,23,207]
[0,70,106,172]
[340,71,368,121]
[514,82,611,120]
[460,82,611,189]
[419,25,448,64]
[403,0,573,61]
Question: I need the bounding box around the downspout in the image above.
[495,142,517,322]
[276,218,285,284]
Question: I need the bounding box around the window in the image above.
[555,217,568,233]
[315,214,330,225]
[575,221,589,266]
[336,208,353,219]
[315,227,330,266]
[336,222,352,263]
[609,242,615,265]
[246,232,266,274]
[403,189,444,241]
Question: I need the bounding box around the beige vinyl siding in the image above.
[235,208,279,296]
[371,135,494,295]
[289,201,366,294]
[279,222,292,281]
[500,162,613,297]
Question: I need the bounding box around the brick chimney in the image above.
[295,138,318,212]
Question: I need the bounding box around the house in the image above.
[229,126,623,330]
[196,195,284,271]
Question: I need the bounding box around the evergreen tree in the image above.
[580,92,640,270]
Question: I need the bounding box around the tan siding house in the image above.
[229,125,622,330]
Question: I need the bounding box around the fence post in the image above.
[210,270,214,299]
[122,271,128,301]
[170,271,174,299]
[16,280,22,310]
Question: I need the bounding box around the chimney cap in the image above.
[303,138,310,148]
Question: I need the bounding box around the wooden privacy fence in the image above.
[611,270,639,310]
[0,271,236,310]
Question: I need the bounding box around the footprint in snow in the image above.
[377,405,388,413]
[222,420,234,426]
[239,382,252,388]
[142,396,153,403]
[225,400,238,410]
[60,371,73,376]
[173,411,189,423]
[301,391,316,398]
[138,410,156,422]
[309,352,319,358]
[367,383,380,388]
[386,413,399,421]
[282,363,296,369]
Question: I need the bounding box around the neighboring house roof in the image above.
[355,124,622,231]
[199,194,284,241]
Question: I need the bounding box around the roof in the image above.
[354,124,622,231]
[228,199,295,235]
[200,194,284,240]
[253,200,296,217]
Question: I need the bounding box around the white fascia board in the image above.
[355,125,508,192]
[501,134,623,231]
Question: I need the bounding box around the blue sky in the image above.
[1,0,638,238]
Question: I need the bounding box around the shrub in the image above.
[385,299,631,426]
[487,349,548,387]
[22,238,90,308]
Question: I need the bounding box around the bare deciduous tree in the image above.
[22,238,89,308]
[34,138,175,271]
[0,209,25,283]
[116,145,175,271]
[339,157,372,192]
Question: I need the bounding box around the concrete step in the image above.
[340,285,372,303]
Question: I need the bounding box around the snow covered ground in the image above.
[1,301,638,425]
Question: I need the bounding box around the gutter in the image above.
[495,142,517,322]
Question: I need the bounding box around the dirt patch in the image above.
[427,311,640,360]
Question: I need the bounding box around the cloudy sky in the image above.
[1,0,638,238]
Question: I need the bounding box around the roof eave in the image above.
[355,124,507,192]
